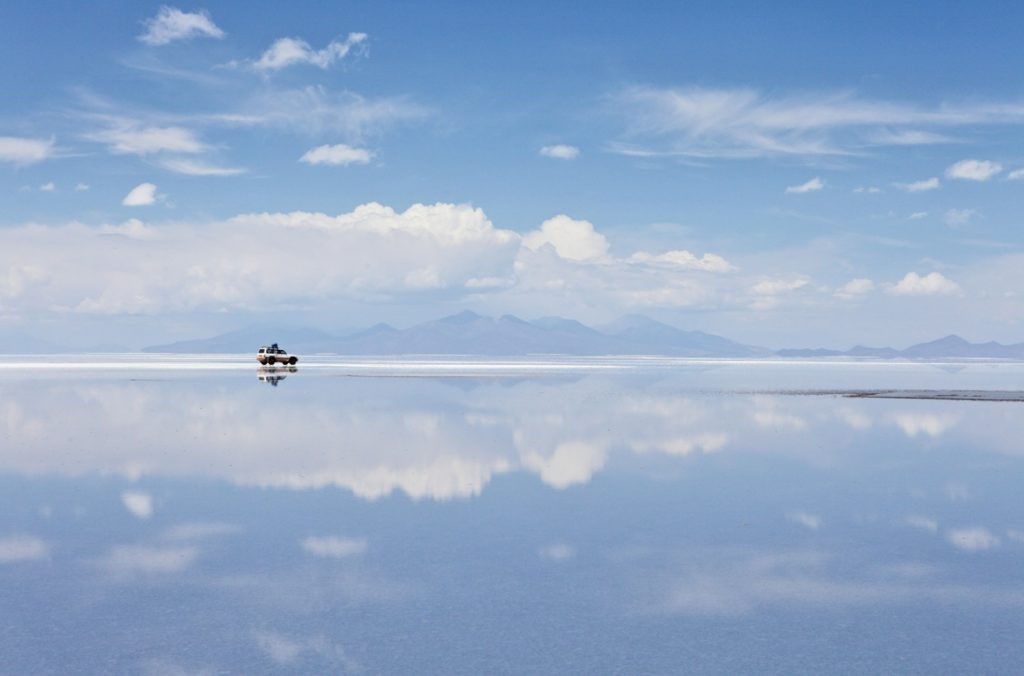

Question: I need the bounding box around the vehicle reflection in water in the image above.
[2,360,1024,673]
[257,365,297,386]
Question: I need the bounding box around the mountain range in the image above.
[5,312,1023,358]
[139,312,1024,359]
[142,311,767,357]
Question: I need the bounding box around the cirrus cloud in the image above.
[254,33,368,71]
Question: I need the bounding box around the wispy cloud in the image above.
[895,177,939,192]
[88,124,208,156]
[947,527,1000,552]
[121,490,154,519]
[0,535,50,563]
[1009,168,1024,180]
[299,143,373,166]
[301,536,367,558]
[539,144,580,160]
[159,158,245,176]
[944,208,976,226]
[253,34,368,71]
[0,136,56,164]
[785,177,823,194]
[139,6,224,46]
[609,86,1024,158]
[909,211,928,220]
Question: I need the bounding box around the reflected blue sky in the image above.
[2,361,1024,673]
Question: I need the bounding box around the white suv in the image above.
[257,343,298,365]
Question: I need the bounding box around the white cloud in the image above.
[888,271,961,296]
[896,177,939,192]
[139,6,224,46]
[299,143,373,166]
[0,535,50,563]
[628,250,734,272]
[74,182,90,191]
[944,208,975,226]
[301,536,368,558]
[904,516,939,533]
[892,412,958,437]
[609,86,1024,158]
[539,144,580,160]
[785,177,823,193]
[539,543,575,561]
[909,211,928,220]
[98,544,198,574]
[0,136,55,164]
[122,182,158,206]
[1009,168,1024,180]
[254,33,368,71]
[853,186,881,194]
[946,527,1000,552]
[946,159,1002,181]
[159,158,246,176]
[163,522,239,541]
[90,125,207,155]
[39,181,55,192]
[834,278,874,299]
[522,215,609,261]
[752,278,808,296]
[520,440,607,489]
[121,491,154,519]
[220,86,428,139]
[788,512,822,530]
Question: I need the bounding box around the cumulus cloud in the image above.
[39,181,55,192]
[888,271,961,296]
[896,177,939,192]
[74,182,90,191]
[301,536,368,558]
[254,33,368,71]
[539,144,580,160]
[300,143,373,166]
[945,159,1002,181]
[628,250,734,272]
[909,211,927,220]
[834,278,874,299]
[0,202,520,317]
[785,177,823,193]
[520,440,607,489]
[891,412,958,438]
[0,136,55,164]
[853,186,881,194]
[139,6,224,45]
[121,491,154,519]
[1009,168,1024,180]
[522,215,609,261]
[159,158,245,176]
[608,86,1024,158]
[122,182,158,206]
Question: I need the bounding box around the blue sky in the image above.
[3,1,1024,348]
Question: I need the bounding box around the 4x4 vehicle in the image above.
[257,344,298,365]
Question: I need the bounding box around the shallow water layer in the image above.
[1,357,1023,674]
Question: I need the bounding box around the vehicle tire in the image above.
[289,356,297,365]
[268,356,276,365]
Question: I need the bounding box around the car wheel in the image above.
[289,356,297,365]
[268,356,276,365]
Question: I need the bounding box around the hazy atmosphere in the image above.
[4,2,1024,348]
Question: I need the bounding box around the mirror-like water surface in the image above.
[2,357,1023,674]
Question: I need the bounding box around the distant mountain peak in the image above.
[438,310,485,324]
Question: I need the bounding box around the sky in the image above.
[3,1,1024,349]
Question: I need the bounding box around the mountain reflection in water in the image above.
[1,358,1023,673]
